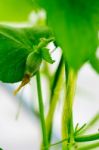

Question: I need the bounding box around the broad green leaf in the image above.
[0,0,34,21]
[40,47,55,64]
[0,24,53,83]
[89,51,99,73]
[38,0,99,71]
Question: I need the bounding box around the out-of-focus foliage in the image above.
[0,0,34,21]
[38,0,99,72]
[1,0,99,72]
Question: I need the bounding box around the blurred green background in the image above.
[0,0,34,21]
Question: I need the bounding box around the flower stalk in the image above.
[36,71,48,150]
[62,66,77,150]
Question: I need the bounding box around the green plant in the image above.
[0,0,99,150]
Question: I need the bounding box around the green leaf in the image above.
[90,51,99,73]
[38,0,99,71]
[41,47,55,64]
[0,24,53,83]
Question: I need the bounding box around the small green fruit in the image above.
[25,51,42,77]
[14,52,42,95]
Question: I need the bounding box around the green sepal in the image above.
[40,47,55,64]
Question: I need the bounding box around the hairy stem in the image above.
[36,71,48,150]
[62,66,77,150]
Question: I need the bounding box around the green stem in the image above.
[75,133,99,142]
[44,138,68,149]
[78,142,99,150]
[46,65,64,142]
[46,55,64,143]
[45,132,99,148]
[62,66,77,150]
[36,71,48,150]
[51,55,63,100]
[79,112,99,135]
[74,124,86,135]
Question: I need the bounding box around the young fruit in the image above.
[14,51,42,95]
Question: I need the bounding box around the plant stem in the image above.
[46,65,64,142]
[62,66,77,150]
[78,142,99,150]
[75,133,99,142]
[45,138,68,149]
[36,71,48,150]
[51,55,63,100]
[74,123,86,135]
[79,112,99,135]
[43,55,63,144]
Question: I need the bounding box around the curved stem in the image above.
[75,133,99,142]
[36,71,48,150]
[62,66,77,150]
